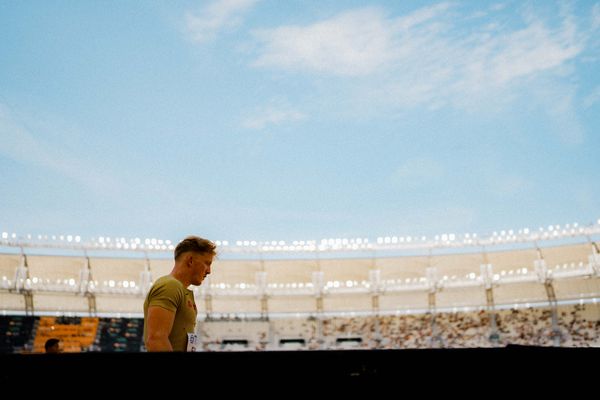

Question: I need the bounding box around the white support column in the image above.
[368,268,382,345]
[426,267,440,295]
[255,271,267,295]
[311,270,325,348]
[312,271,324,297]
[480,263,494,289]
[79,256,97,316]
[79,257,90,295]
[426,266,444,348]
[255,271,268,319]
[480,263,500,345]
[369,269,381,294]
[534,258,551,284]
[15,252,34,315]
[139,256,153,296]
[533,248,562,346]
[589,243,600,276]
[14,253,28,293]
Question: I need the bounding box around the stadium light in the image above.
[2,219,600,255]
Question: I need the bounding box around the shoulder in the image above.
[147,276,186,308]
[155,275,183,287]
[150,275,185,294]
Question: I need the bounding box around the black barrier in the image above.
[0,346,597,389]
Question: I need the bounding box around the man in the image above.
[44,338,61,353]
[143,236,216,352]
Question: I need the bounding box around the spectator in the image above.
[44,338,61,354]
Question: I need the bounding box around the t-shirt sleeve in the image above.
[147,279,183,312]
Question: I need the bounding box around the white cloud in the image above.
[251,3,585,104]
[248,2,592,145]
[251,7,399,76]
[185,0,259,44]
[485,21,580,85]
[241,103,306,130]
[0,104,121,194]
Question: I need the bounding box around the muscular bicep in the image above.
[146,305,176,351]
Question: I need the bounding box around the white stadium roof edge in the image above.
[1,218,599,256]
[1,219,599,319]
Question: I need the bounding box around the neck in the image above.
[170,268,190,288]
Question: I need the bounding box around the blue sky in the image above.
[0,0,599,245]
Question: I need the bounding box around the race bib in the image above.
[187,333,198,352]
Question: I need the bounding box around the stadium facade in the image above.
[1,221,599,352]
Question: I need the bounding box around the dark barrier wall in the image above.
[1,346,597,388]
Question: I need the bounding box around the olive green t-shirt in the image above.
[143,275,197,352]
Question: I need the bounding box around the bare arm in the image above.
[145,306,175,351]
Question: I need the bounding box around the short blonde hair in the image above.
[174,236,217,260]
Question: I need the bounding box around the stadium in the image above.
[2,1,600,387]
[2,220,599,356]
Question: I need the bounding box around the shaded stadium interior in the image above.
[1,229,599,384]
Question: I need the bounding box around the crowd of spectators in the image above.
[1,303,597,353]
[199,303,599,350]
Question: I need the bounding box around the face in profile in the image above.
[190,252,214,285]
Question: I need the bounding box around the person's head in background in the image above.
[44,338,61,354]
